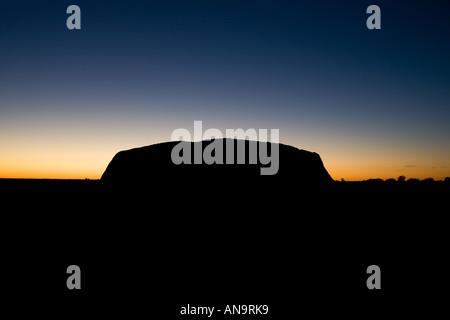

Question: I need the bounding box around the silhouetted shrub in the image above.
[385,178,396,183]
[398,175,406,182]
[422,178,435,183]
[407,178,420,183]
[445,177,450,183]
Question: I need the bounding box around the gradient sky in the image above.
[1,0,449,180]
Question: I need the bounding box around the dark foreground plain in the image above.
[1,178,448,318]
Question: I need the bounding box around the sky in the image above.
[1,0,449,180]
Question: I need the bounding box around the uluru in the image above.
[101,139,333,183]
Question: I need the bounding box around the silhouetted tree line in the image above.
[337,176,450,183]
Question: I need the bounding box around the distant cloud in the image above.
[404,165,417,168]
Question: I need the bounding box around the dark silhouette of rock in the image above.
[101,139,333,183]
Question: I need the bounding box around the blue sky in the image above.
[1,0,449,179]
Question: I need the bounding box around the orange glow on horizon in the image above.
[1,120,449,181]
[1,152,449,181]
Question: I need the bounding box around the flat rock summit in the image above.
[101,139,333,183]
